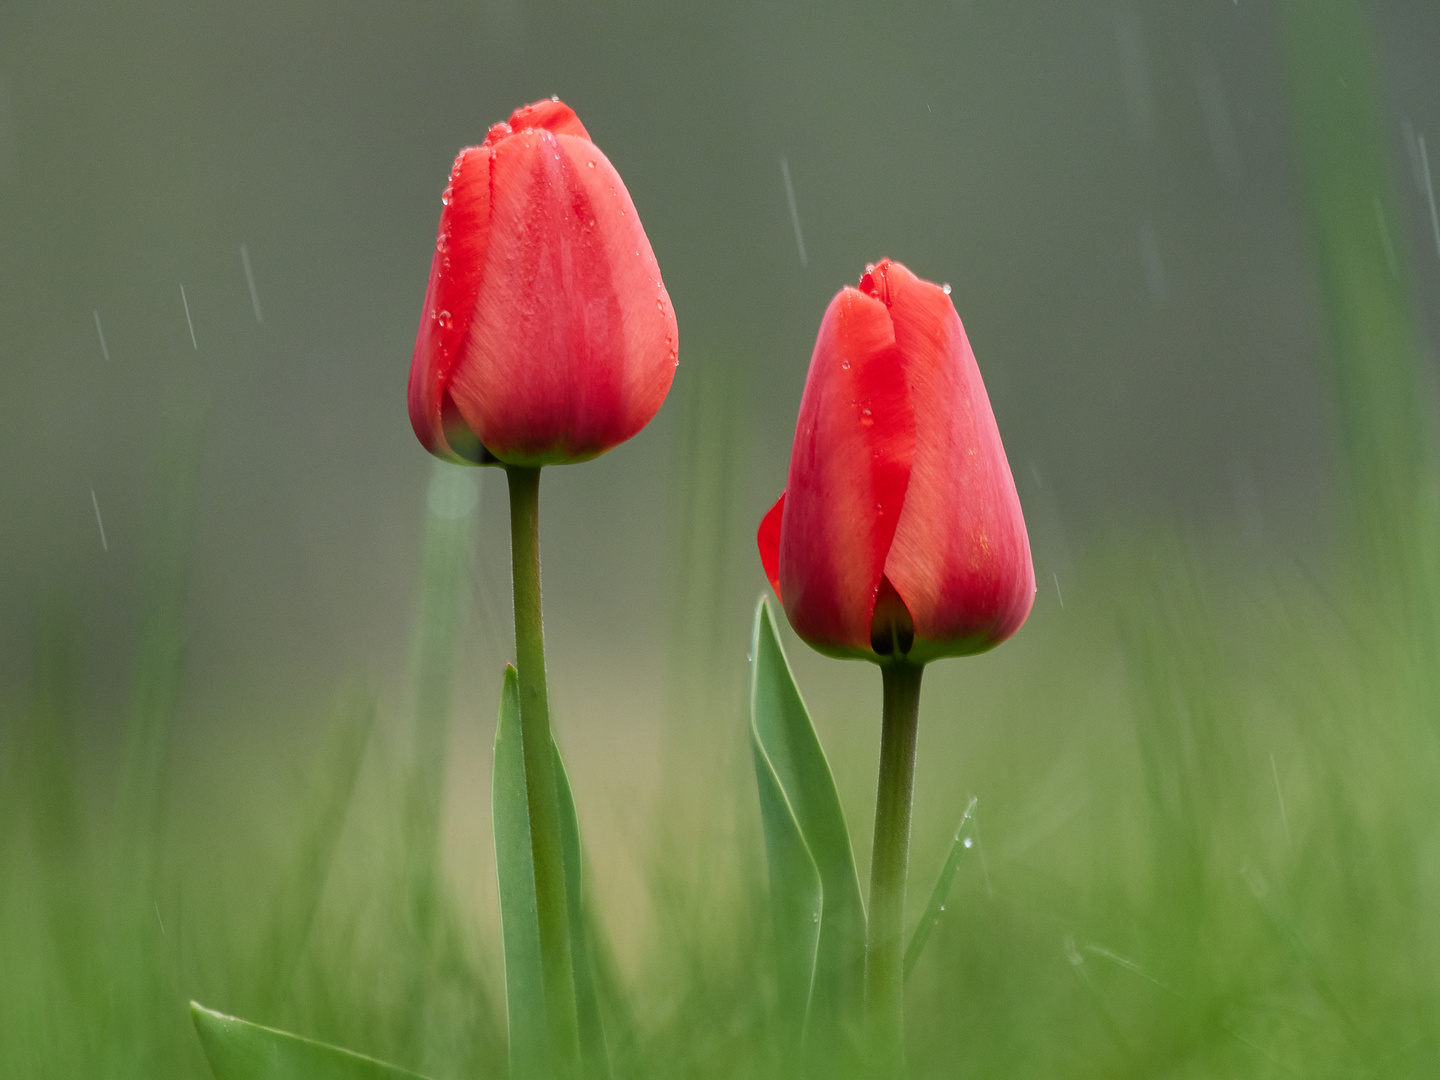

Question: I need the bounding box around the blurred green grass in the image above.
[9,454,1440,1078]
[6,1,1440,1077]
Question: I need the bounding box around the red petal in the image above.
[757,493,785,601]
[448,128,676,464]
[408,146,492,463]
[878,260,1034,657]
[507,97,591,141]
[778,286,915,655]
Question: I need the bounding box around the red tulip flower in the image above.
[408,97,678,467]
[757,258,1035,665]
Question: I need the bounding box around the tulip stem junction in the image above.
[505,464,582,1079]
[866,660,925,1075]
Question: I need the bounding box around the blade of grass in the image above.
[903,796,977,980]
[255,691,375,1012]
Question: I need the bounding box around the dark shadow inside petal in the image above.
[869,574,915,656]
[442,388,498,465]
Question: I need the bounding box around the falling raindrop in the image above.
[1136,216,1167,305]
[241,243,264,323]
[90,489,108,552]
[780,156,808,268]
[180,284,197,350]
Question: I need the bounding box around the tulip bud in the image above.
[408,98,679,467]
[758,259,1035,665]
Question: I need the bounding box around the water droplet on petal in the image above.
[441,186,453,206]
[437,310,453,330]
[841,359,851,370]
[589,218,596,227]
[587,160,596,169]
[942,283,952,295]
[860,408,874,427]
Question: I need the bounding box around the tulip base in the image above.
[865,660,925,1077]
[505,464,582,1079]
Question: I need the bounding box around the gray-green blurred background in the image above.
[7,1,1440,1076]
[8,0,1440,698]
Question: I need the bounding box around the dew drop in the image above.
[587,160,596,169]
[589,218,596,227]
[436,232,449,254]
[441,186,453,206]
[963,837,973,848]
[860,408,874,427]
[656,298,665,310]
[942,283,952,295]
[437,310,453,330]
[841,359,851,370]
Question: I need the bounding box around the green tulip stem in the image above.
[505,464,581,1079]
[866,660,925,1075]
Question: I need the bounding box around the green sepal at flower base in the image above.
[190,1003,428,1080]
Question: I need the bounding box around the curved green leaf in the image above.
[492,665,550,1080]
[749,598,866,1051]
[190,1003,428,1080]
[553,738,613,1080]
[751,722,822,1040]
[494,664,612,1080]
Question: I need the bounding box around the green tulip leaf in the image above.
[493,665,611,1080]
[752,722,822,1038]
[553,736,613,1080]
[904,795,978,980]
[493,666,550,1080]
[190,1003,428,1080]
[749,598,867,1053]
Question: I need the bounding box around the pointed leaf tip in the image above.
[190,1003,429,1080]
